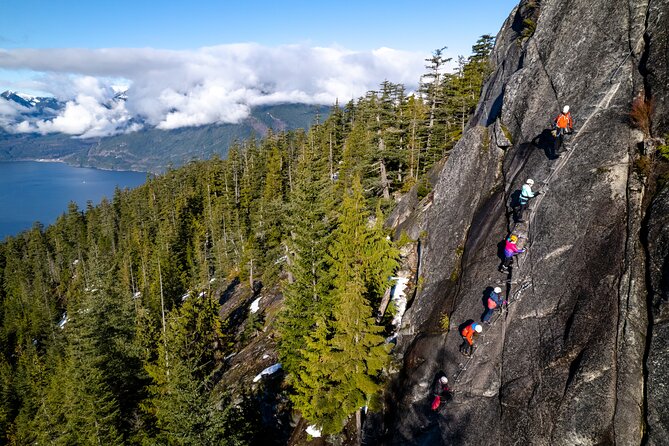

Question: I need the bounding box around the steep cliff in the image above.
[645,186,669,445]
[369,0,669,444]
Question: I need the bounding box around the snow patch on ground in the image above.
[250,297,261,313]
[253,363,281,382]
[306,425,322,438]
[390,276,410,328]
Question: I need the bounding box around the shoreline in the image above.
[1,158,150,175]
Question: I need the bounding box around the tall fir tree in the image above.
[293,176,397,434]
[278,137,334,375]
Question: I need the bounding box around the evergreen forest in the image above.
[0,36,493,445]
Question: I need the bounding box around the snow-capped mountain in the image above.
[1,90,63,117]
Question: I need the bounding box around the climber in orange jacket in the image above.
[459,322,482,356]
[551,105,574,158]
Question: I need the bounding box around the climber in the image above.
[500,235,526,272]
[551,105,574,159]
[459,322,482,356]
[482,287,506,324]
[514,179,541,222]
[431,376,452,410]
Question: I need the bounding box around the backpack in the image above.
[556,113,571,129]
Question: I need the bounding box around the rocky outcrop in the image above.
[645,186,669,445]
[367,0,669,445]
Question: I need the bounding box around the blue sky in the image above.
[1,1,517,54]
[0,0,519,136]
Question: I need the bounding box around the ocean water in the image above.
[0,161,147,240]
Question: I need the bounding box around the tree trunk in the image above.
[379,160,390,200]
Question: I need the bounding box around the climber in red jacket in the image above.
[431,376,452,410]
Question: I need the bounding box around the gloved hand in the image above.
[503,300,508,306]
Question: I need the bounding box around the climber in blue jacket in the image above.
[482,287,506,323]
[514,179,541,222]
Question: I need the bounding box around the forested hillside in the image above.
[0,103,330,173]
[0,36,493,444]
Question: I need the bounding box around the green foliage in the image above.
[417,176,433,201]
[658,137,669,161]
[440,313,451,332]
[449,267,460,283]
[285,177,398,434]
[501,124,514,144]
[521,18,537,39]
[397,230,415,248]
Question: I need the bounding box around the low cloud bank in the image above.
[0,44,425,137]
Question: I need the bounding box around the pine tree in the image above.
[33,287,125,446]
[293,176,396,434]
[144,295,245,445]
[256,139,286,282]
[420,47,452,165]
[278,138,334,375]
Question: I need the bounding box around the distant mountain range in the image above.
[0,91,330,173]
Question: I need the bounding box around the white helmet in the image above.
[494,287,502,294]
[563,105,570,113]
[526,179,534,185]
[440,376,448,384]
[473,323,483,333]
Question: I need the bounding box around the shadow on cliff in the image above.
[532,128,557,160]
[369,333,460,445]
[219,277,240,305]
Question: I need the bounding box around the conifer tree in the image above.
[294,176,396,434]
[278,139,334,374]
[33,288,125,445]
[256,139,285,282]
[144,295,245,445]
[420,47,451,164]
[403,94,428,182]
[0,357,11,438]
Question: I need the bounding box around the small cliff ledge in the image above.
[368,0,669,445]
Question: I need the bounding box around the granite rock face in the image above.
[646,186,669,445]
[366,0,669,445]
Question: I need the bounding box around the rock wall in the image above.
[368,0,669,445]
[645,186,669,445]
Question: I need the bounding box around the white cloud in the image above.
[0,44,426,136]
[0,96,27,127]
